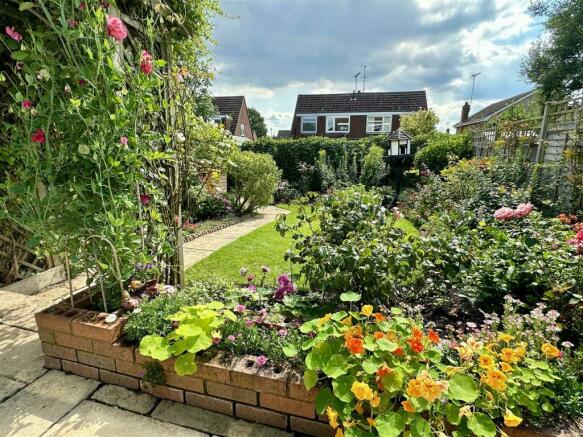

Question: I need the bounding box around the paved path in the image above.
[183,206,288,268]
[0,207,292,437]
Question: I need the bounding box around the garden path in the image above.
[0,206,292,437]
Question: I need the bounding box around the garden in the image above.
[2,1,583,437]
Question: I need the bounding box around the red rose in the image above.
[31,128,46,144]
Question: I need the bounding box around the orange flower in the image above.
[500,348,518,364]
[483,368,507,391]
[406,371,448,402]
[408,338,424,353]
[371,395,380,408]
[428,329,440,344]
[354,402,364,415]
[402,400,416,413]
[500,362,513,373]
[374,331,385,340]
[376,364,392,377]
[373,313,385,322]
[411,326,423,340]
[345,337,365,355]
[393,347,405,357]
[344,325,363,340]
[541,343,560,359]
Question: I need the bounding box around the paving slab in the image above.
[151,400,292,437]
[0,324,46,383]
[0,376,25,402]
[0,370,99,437]
[91,384,157,415]
[44,400,207,437]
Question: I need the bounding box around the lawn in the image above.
[186,204,417,284]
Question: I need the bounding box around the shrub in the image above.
[414,133,472,172]
[273,180,301,204]
[189,192,232,222]
[361,145,386,187]
[400,109,439,138]
[228,150,281,214]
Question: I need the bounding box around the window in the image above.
[399,141,408,155]
[213,116,224,125]
[366,115,392,133]
[326,116,350,133]
[301,116,317,133]
[240,123,245,136]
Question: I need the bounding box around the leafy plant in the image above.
[414,133,472,172]
[142,361,166,386]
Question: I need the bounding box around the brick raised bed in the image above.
[35,295,329,436]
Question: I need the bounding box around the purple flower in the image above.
[234,304,246,313]
[255,355,268,367]
[248,284,257,292]
[145,263,154,270]
[135,263,144,270]
[273,273,295,300]
[227,335,236,342]
[277,329,288,337]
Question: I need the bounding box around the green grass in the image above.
[186,204,417,284]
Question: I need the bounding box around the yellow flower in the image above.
[351,381,374,401]
[541,343,561,359]
[326,406,339,429]
[371,395,380,408]
[406,370,448,403]
[367,418,376,427]
[354,402,364,415]
[341,316,353,326]
[498,333,514,343]
[503,409,523,427]
[335,428,344,437]
[483,368,507,391]
[479,354,495,369]
[361,305,373,317]
[500,348,518,364]
[402,400,416,413]
[318,313,332,326]
[500,362,513,373]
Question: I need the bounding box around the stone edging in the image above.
[183,216,247,243]
[35,299,330,436]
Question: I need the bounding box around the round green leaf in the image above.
[174,353,197,376]
[467,413,496,437]
[332,374,356,403]
[303,369,318,391]
[411,417,431,437]
[376,411,406,437]
[340,292,361,302]
[282,343,298,357]
[448,373,479,402]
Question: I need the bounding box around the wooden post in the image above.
[535,102,551,164]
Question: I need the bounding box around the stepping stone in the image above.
[0,376,25,402]
[44,400,208,437]
[0,370,99,436]
[0,324,47,383]
[151,400,292,437]
[91,384,156,414]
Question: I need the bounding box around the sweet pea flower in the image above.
[227,335,236,342]
[234,304,246,313]
[31,128,46,144]
[5,26,23,42]
[139,194,151,205]
[255,355,268,367]
[22,100,32,109]
[106,16,128,42]
[514,202,534,218]
[140,50,153,75]
[248,284,257,292]
[119,136,128,145]
[494,207,514,221]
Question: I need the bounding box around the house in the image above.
[276,129,292,139]
[454,90,537,133]
[290,91,428,139]
[212,96,255,141]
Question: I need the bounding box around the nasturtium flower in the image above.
[500,348,518,364]
[366,418,376,426]
[373,312,385,322]
[401,400,416,412]
[483,368,507,391]
[351,381,374,401]
[393,347,405,357]
[361,305,373,317]
[406,371,448,402]
[376,364,392,377]
[345,337,365,355]
[341,316,353,326]
[371,395,380,408]
[335,429,344,437]
[354,402,364,415]
[326,406,339,429]
[500,362,513,373]
[428,329,440,344]
[503,409,523,427]
[479,354,495,369]
[411,326,423,340]
[541,343,560,359]
[408,338,424,353]
[373,331,385,340]
[498,333,514,343]
[318,313,332,326]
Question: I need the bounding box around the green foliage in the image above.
[142,361,166,386]
[228,149,281,214]
[188,192,232,222]
[547,347,583,421]
[361,145,386,187]
[400,109,439,138]
[414,133,472,172]
[247,107,267,138]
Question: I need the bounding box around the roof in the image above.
[387,128,412,141]
[293,91,428,115]
[276,130,291,138]
[454,90,536,128]
[212,96,245,134]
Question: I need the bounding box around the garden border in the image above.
[183,216,247,243]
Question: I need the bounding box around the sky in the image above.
[209,0,541,134]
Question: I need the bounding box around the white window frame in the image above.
[326,115,351,133]
[300,116,317,134]
[366,115,392,133]
[240,123,245,136]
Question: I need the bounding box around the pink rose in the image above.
[140,50,153,75]
[22,100,32,109]
[31,128,46,144]
[106,16,127,42]
[494,207,514,221]
[119,136,128,145]
[139,194,151,205]
[5,26,23,42]
[514,202,534,218]
[255,355,268,367]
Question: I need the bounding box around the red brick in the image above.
[140,381,184,402]
[54,332,93,352]
[290,416,334,437]
[116,359,144,378]
[185,392,233,416]
[35,307,87,334]
[206,381,257,405]
[195,352,231,383]
[260,393,315,418]
[38,329,56,345]
[100,369,139,389]
[289,373,318,402]
[77,350,116,371]
[230,357,287,397]
[71,311,126,343]
[62,360,99,380]
[42,342,77,361]
[236,404,288,429]
[135,352,175,372]
[43,355,61,370]
[93,341,134,362]
[166,373,204,393]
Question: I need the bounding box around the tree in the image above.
[247,107,268,138]
[521,0,583,100]
[400,109,439,137]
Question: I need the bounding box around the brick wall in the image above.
[35,302,331,436]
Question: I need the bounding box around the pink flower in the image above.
[78,78,87,86]
[139,194,151,205]
[106,16,127,42]
[277,329,288,337]
[212,336,221,345]
[514,202,534,218]
[247,284,257,292]
[79,2,86,10]
[234,304,246,313]
[227,335,236,342]
[140,50,153,75]
[31,128,45,144]
[67,19,79,28]
[119,136,128,145]
[494,207,514,221]
[255,355,268,367]
[5,26,23,42]
[245,319,255,327]
[22,100,32,109]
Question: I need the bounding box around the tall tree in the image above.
[521,0,583,100]
[247,107,267,138]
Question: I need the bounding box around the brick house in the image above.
[290,91,427,139]
[212,96,255,141]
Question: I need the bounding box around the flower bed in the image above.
[35,292,330,436]
[182,216,246,243]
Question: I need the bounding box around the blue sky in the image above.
[210,0,540,134]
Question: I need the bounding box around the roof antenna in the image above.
[362,65,367,92]
[353,72,360,99]
[469,72,481,106]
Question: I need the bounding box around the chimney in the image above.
[460,102,471,123]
